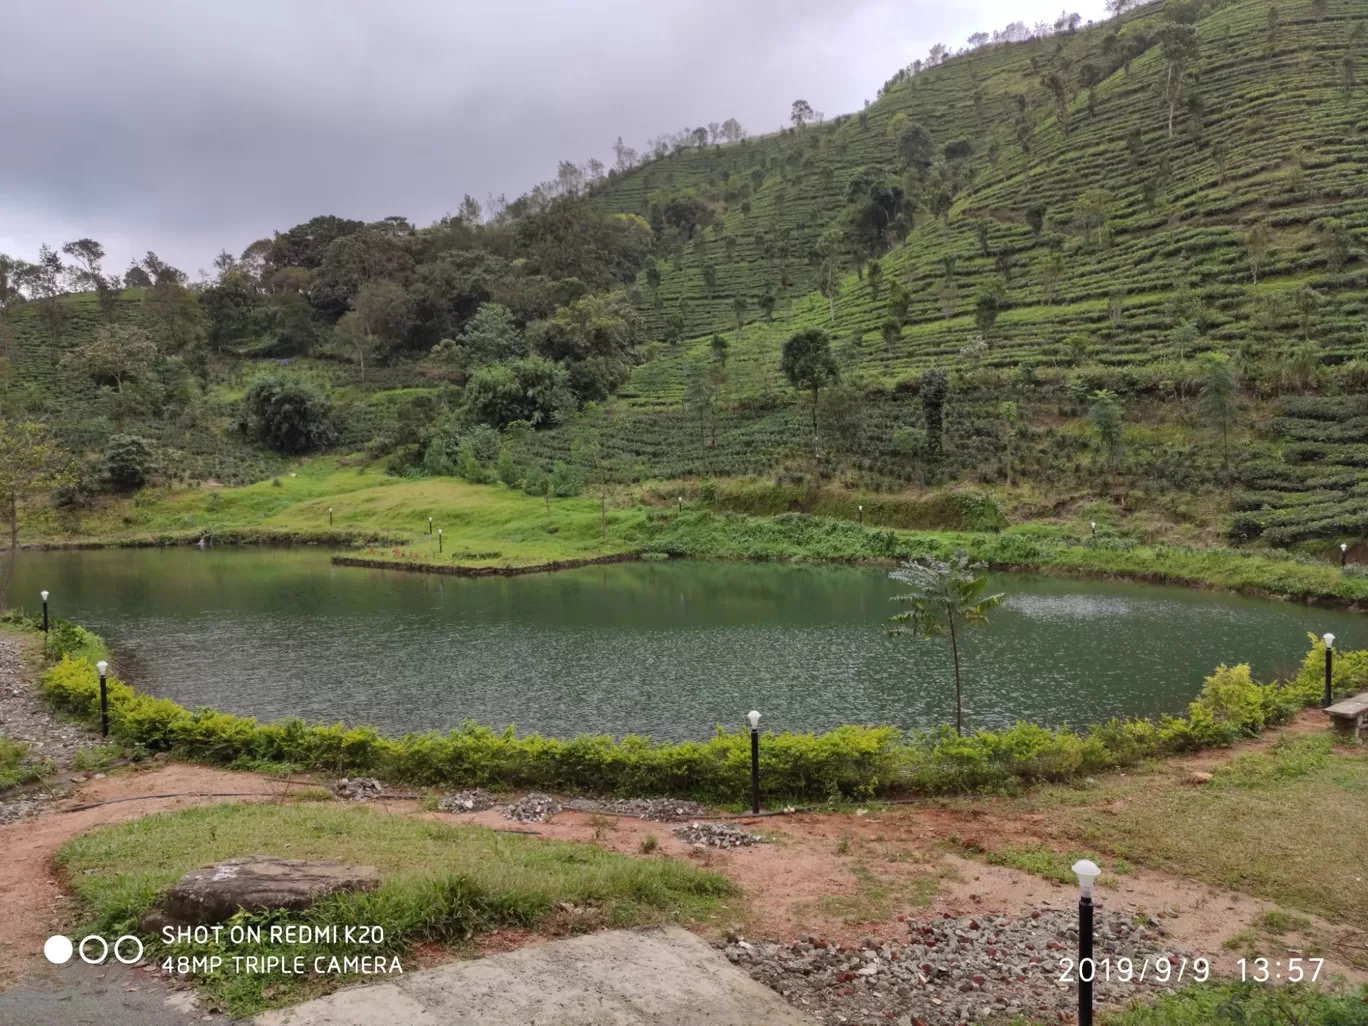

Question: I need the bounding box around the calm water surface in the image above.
[10,549,1363,740]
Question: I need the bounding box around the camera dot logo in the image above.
[44,935,74,965]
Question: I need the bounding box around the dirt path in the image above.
[0,763,291,983]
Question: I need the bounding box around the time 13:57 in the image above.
[1238,957,1324,982]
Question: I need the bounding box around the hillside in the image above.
[2,0,1366,554]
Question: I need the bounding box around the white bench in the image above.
[1325,693,1368,742]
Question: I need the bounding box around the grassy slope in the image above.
[58,802,731,1015]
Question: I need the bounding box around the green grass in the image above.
[1060,735,1368,927]
[976,842,1127,888]
[1087,981,1368,1026]
[58,802,733,1016]
[0,735,37,790]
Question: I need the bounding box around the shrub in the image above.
[240,376,336,454]
[101,435,155,491]
[464,357,565,430]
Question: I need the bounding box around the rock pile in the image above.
[332,777,386,801]
[719,906,1193,1026]
[673,822,767,848]
[566,796,709,822]
[504,792,562,822]
[438,790,497,814]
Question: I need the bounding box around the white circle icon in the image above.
[44,935,74,964]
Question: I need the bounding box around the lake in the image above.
[8,549,1361,740]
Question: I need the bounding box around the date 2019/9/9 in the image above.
[1058,956,1324,984]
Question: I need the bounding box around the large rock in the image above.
[142,857,381,933]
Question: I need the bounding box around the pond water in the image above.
[9,549,1362,740]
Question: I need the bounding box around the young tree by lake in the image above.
[1198,353,1239,510]
[888,550,1003,736]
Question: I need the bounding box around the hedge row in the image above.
[33,617,1364,802]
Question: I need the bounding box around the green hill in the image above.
[3,0,1366,552]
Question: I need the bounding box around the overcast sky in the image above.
[1,0,1107,279]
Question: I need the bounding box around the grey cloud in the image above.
[1,0,1105,274]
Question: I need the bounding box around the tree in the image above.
[1244,223,1272,283]
[1197,353,1239,509]
[731,294,748,346]
[790,99,814,128]
[1026,203,1048,238]
[867,259,883,301]
[1039,250,1065,304]
[815,228,844,323]
[888,551,1003,736]
[920,368,949,467]
[1079,63,1103,118]
[684,358,724,454]
[464,356,566,429]
[1317,218,1353,272]
[0,420,69,611]
[757,288,776,322]
[61,324,159,394]
[240,377,336,454]
[999,401,1020,486]
[1090,389,1124,469]
[720,118,745,143]
[896,123,936,178]
[710,333,730,366]
[780,328,840,450]
[1158,22,1200,138]
[570,403,617,542]
[448,302,525,369]
[975,282,1006,338]
[1210,141,1230,184]
[351,279,414,365]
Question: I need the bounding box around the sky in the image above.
[0,0,1108,280]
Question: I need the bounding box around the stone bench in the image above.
[1325,693,1368,742]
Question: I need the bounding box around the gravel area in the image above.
[504,792,562,822]
[0,631,98,825]
[332,776,386,800]
[439,789,497,813]
[673,821,768,848]
[720,906,1195,1025]
[565,796,710,822]
[0,633,104,768]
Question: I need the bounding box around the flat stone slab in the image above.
[255,926,817,1026]
[144,857,381,931]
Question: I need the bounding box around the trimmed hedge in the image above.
[34,618,1363,802]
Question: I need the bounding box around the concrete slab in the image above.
[255,926,815,1026]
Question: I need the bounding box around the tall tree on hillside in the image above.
[999,401,1020,487]
[1198,353,1239,510]
[62,325,158,394]
[791,99,814,128]
[1090,389,1124,469]
[867,259,884,302]
[920,368,949,468]
[1244,223,1273,283]
[1079,63,1103,118]
[61,239,118,318]
[570,403,616,542]
[0,420,69,612]
[780,327,839,451]
[1158,22,1201,138]
[816,228,844,323]
[731,294,748,347]
[888,551,1003,736]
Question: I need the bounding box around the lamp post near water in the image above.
[41,591,49,633]
[1090,520,1096,541]
[1341,543,1348,568]
[96,660,110,738]
[428,517,433,536]
[678,496,683,513]
[1073,858,1101,1026]
[329,507,333,527]
[858,504,863,526]
[1323,633,1335,708]
[747,710,761,814]
[438,528,443,554]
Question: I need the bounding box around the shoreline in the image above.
[331,551,641,576]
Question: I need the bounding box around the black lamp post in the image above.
[428,517,433,536]
[329,507,333,527]
[858,504,863,527]
[1323,633,1335,708]
[677,496,683,513]
[747,710,761,814]
[1089,520,1096,542]
[41,590,49,633]
[96,659,110,738]
[1341,543,1348,568]
[1073,859,1100,1026]
[438,528,443,553]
